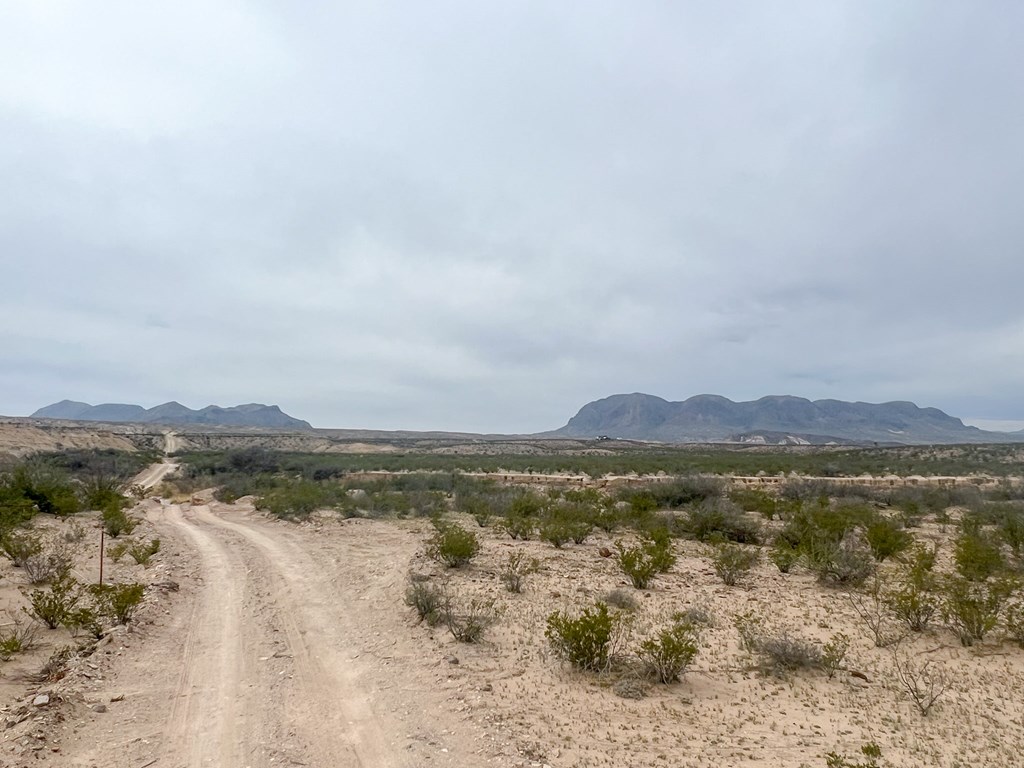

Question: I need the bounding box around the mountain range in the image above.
[31,400,312,430]
[551,393,1024,445]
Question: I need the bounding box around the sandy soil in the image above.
[1,464,1022,767]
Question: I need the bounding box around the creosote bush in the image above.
[23,572,81,629]
[614,531,676,589]
[89,582,146,625]
[637,615,700,683]
[712,542,760,586]
[0,612,37,659]
[441,592,498,643]
[128,538,161,566]
[425,520,480,568]
[546,601,621,673]
[102,505,139,538]
[941,575,1016,646]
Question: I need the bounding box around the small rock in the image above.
[480,683,493,692]
[31,696,49,708]
[109,694,124,703]
[91,704,107,713]
[444,655,460,665]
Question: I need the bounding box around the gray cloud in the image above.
[2,2,1023,430]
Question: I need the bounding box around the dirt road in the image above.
[50,496,491,768]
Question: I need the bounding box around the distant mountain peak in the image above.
[30,400,312,430]
[553,392,1017,445]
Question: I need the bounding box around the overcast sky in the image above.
[2,2,1022,432]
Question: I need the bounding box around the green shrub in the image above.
[107,540,130,563]
[821,633,850,680]
[500,550,539,593]
[954,528,1005,582]
[0,612,37,659]
[864,517,913,562]
[805,533,875,588]
[637,616,700,683]
[89,582,146,624]
[128,538,161,566]
[1,529,43,566]
[102,505,139,537]
[885,544,939,632]
[615,540,661,589]
[682,499,761,544]
[825,743,883,768]
[538,515,573,548]
[712,543,760,586]
[499,511,535,541]
[426,520,480,568]
[23,573,81,629]
[941,575,1016,646]
[546,602,620,672]
[1005,601,1024,648]
[769,537,800,573]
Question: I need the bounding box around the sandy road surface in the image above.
[51,495,487,768]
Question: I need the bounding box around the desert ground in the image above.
[0,448,1023,767]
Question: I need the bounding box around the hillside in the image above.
[31,400,312,430]
[552,393,1022,445]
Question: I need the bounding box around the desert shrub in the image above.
[64,605,104,639]
[941,575,1016,646]
[864,517,913,561]
[59,519,87,544]
[769,537,800,573]
[846,575,902,648]
[546,601,620,672]
[999,511,1024,561]
[500,551,539,593]
[620,476,725,511]
[1,529,43,566]
[1005,601,1024,647]
[821,633,850,680]
[459,496,492,527]
[499,511,536,541]
[953,527,1006,582]
[107,540,130,563]
[681,499,761,544]
[441,593,498,643]
[404,578,445,626]
[602,588,639,612]
[678,603,716,628]
[614,532,675,589]
[612,675,650,700]
[23,573,81,629]
[891,647,951,716]
[885,544,939,633]
[729,487,799,521]
[89,582,146,624]
[734,611,822,675]
[538,515,573,548]
[22,540,76,585]
[128,538,161,566]
[102,505,139,537]
[712,543,760,586]
[806,532,876,587]
[0,612,37,659]
[637,615,700,683]
[425,520,480,568]
[592,506,621,533]
[825,743,883,768]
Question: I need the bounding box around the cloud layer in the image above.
[3,2,1022,430]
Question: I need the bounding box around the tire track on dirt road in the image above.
[188,505,408,767]
[162,503,247,767]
